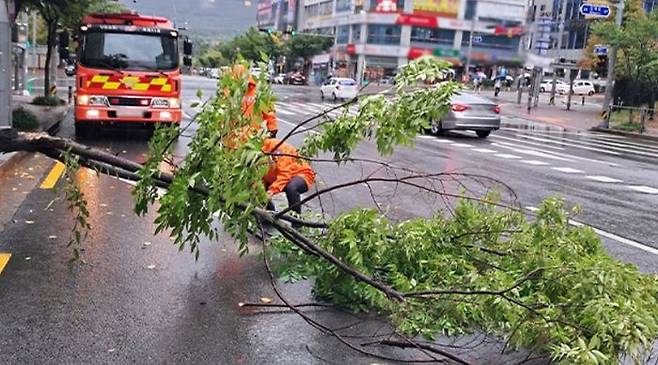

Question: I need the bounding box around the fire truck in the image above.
[74,12,192,136]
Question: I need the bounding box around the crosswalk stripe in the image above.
[522,160,550,166]
[514,134,622,156]
[552,167,584,173]
[277,108,296,116]
[491,136,619,167]
[496,153,521,159]
[492,134,566,151]
[586,175,623,183]
[450,143,472,148]
[517,133,658,158]
[473,148,497,153]
[491,142,570,161]
[627,185,658,194]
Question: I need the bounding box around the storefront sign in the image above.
[375,0,398,12]
[396,14,438,27]
[408,47,460,59]
[413,0,460,17]
[346,44,357,55]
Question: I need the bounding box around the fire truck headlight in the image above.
[79,95,109,106]
[167,98,180,108]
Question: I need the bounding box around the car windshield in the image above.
[80,31,179,71]
[339,80,356,86]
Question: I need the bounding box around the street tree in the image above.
[2,59,658,364]
[282,33,333,75]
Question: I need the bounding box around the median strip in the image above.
[40,161,65,189]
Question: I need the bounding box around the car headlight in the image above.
[77,95,108,106]
[151,97,180,109]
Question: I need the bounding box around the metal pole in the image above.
[1,0,13,128]
[602,0,624,118]
[31,10,36,76]
[550,0,568,105]
[465,13,477,82]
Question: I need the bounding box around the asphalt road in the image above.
[1,75,658,364]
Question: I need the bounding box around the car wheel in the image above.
[321,91,325,100]
[332,92,337,102]
[476,130,491,139]
[588,90,594,96]
[427,120,443,135]
[540,87,545,93]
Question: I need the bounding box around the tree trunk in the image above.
[43,18,57,97]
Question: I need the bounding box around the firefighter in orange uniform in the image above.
[232,64,278,138]
[262,138,315,226]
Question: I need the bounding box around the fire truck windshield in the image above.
[80,31,179,71]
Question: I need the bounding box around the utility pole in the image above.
[602,0,624,121]
[1,0,13,128]
[550,0,568,105]
[464,13,477,80]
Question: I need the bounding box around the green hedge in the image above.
[12,107,39,131]
[32,95,65,106]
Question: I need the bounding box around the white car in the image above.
[556,80,596,96]
[274,73,287,84]
[539,79,566,93]
[321,77,358,101]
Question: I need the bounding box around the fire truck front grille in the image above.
[108,97,152,107]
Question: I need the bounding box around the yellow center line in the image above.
[40,161,66,189]
[0,253,11,275]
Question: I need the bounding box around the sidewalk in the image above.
[0,95,70,176]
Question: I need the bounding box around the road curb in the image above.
[590,127,658,142]
[0,152,29,178]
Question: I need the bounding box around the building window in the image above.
[352,24,362,42]
[367,24,401,45]
[337,26,350,44]
[465,0,477,19]
[336,0,352,12]
[410,27,455,45]
[461,32,521,50]
[305,1,334,18]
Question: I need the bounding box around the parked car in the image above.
[563,80,596,96]
[209,68,220,79]
[274,73,288,84]
[539,79,567,92]
[426,93,501,138]
[321,77,358,101]
[380,76,395,85]
[289,72,306,85]
[64,63,76,77]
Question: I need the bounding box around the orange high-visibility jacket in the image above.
[262,138,316,195]
[242,75,277,133]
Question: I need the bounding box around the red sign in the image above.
[407,47,433,59]
[396,14,438,27]
[346,44,356,55]
[492,25,524,37]
[375,0,398,12]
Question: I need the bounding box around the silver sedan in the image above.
[427,93,501,138]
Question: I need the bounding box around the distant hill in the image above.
[118,0,257,40]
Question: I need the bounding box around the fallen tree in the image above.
[1,58,658,364]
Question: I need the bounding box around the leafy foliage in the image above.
[270,197,658,364]
[11,107,39,131]
[32,95,65,106]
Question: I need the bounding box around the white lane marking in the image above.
[586,175,623,183]
[491,136,619,167]
[434,139,454,144]
[627,185,658,194]
[491,142,570,161]
[276,108,296,116]
[551,167,584,174]
[278,118,320,135]
[496,153,521,159]
[450,143,473,148]
[522,160,550,166]
[514,134,622,156]
[417,135,435,139]
[473,148,497,153]
[526,206,658,256]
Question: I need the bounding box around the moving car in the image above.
[320,77,358,101]
[289,72,306,85]
[426,93,501,138]
[64,63,76,77]
[274,73,288,84]
[539,79,566,92]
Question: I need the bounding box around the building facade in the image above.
[297,0,527,84]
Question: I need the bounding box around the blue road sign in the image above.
[580,3,611,18]
[594,45,608,56]
[472,35,482,43]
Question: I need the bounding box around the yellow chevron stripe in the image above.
[102,82,121,90]
[161,84,172,92]
[150,78,168,86]
[90,75,110,83]
[133,83,150,91]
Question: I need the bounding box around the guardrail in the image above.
[604,104,653,134]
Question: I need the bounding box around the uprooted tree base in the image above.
[2,58,658,365]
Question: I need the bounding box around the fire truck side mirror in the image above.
[183,39,193,56]
[183,56,192,67]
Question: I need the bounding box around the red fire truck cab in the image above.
[74,12,185,136]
